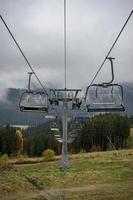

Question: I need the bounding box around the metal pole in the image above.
[60,0,69,170]
[107,135,118,155]
[61,99,69,169]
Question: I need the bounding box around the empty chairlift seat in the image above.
[85,57,125,112]
[19,91,48,112]
[85,84,125,112]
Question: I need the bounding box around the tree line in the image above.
[0,125,23,156]
[0,113,130,157]
[74,113,130,152]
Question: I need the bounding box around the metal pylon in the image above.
[61,98,69,170]
[60,0,69,170]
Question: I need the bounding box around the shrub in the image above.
[42,149,55,161]
[17,154,25,161]
[126,135,133,149]
[0,154,9,169]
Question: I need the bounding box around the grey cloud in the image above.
[0,0,133,98]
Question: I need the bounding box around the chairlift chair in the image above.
[56,90,74,101]
[20,91,48,112]
[49,89,59,106]
[19,72,48,112]
[71,121,81,132]
[50,122,60,131]
[85,57,125,112]
[68,122,81,142]
[70,89,82,110]
[71,125,81,132]
[72,98,82,110]
[43,115,57,120]
[50,88,82,110]
[57,91,64,101]
[68,92,73,101]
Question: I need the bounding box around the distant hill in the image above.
[0,83,133,125]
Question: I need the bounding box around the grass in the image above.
[0,149,133,200]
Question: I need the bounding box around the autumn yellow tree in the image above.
[16,130,23,155]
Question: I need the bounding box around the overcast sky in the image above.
[0,0,133,100]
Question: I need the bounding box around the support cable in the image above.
[89,10,133,86]
[0,15,50,97]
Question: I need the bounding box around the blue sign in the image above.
[73,115,89,121]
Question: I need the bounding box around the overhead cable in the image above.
[89,10,133,86]
[0,15,49,97]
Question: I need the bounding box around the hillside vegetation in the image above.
[0,114,130,157]
[0,149,133,200]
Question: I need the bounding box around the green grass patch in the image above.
[0,149,133,200]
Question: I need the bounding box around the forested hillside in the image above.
[0,113,130,156]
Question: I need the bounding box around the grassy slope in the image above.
[0,149,133,200]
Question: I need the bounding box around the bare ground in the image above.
[40,181,133,200]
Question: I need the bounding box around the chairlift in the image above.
[58,139,63,143]
[51,127,59,131]
[55,136,75,144]
[71,121,81,133]
[85,57,125,112]
[71,89,82,110]
[50,88,82,110]
[19,72,48,112]
[68,138,75,143]
[71,125,81,132]
[68,92,73,101]
[44,115,57,120]
[54,132,62,142]
[54,130,77,144]
[72,98,82,110]
[50,122,60,131]
[57,91,63,101]
[49,89,59,106]
[68,122,81,142]
[56,90,73,101]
